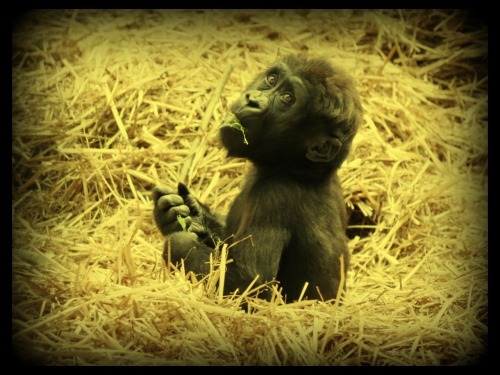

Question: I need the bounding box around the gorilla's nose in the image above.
[245,90,268,109]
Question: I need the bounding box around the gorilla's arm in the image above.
[163,225,290,299]
[223,226,291,298]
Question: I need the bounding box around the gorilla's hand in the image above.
[153,183,207,237]
[153,185,191,236]
[176,182,209,237]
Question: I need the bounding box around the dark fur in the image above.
[153,54,362,302]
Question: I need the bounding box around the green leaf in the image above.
[221,116,249,145]
[177,215,187,231]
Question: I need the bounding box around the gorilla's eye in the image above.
[266,74,278,87]
[281,93,295,104]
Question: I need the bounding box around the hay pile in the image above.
[12,10,488,365]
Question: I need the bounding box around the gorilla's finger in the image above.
[163,205,191,222]
[159,218,193,236]
[176,182,203,215]
[177,182,190,197]
[152,185,177,203]
[155,206,193,235]
[156,195,185,211]
[188,221,206,236]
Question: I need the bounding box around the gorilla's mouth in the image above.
[220,114,249,145]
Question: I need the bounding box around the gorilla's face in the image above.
[220,55,361,169]
[220,62,309,159]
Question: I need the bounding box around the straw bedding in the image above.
[12,9,488,365]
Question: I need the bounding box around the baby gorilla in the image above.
[153,54,362,302]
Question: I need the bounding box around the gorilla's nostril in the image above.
[247,100,260,109]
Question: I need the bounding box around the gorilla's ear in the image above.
[305,136,342,163]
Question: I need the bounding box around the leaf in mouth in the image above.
[221,116,249,145]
